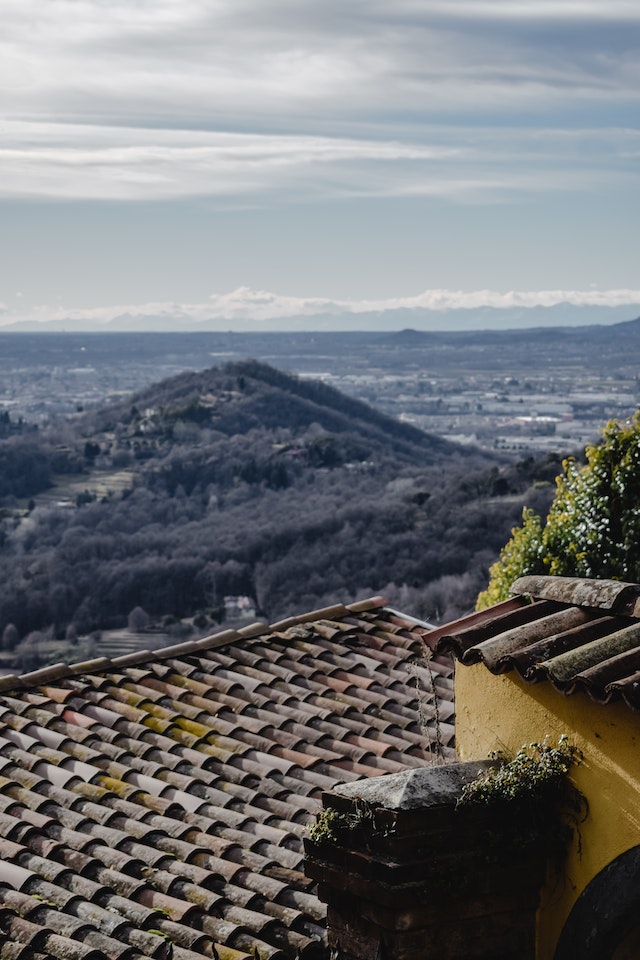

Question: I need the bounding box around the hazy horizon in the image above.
[1,294,640,334]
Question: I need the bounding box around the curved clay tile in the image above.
[0,602,453,959]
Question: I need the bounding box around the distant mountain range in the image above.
[3,303,640,334]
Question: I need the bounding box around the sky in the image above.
[1,0,639,329]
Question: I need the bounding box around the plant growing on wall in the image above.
[307,801,377,846]
[457,736,587,861]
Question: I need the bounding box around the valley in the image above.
[2,318,639,673]
[0,357,563,672]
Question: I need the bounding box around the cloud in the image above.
[1,1,638,203]
[205,287,640,317]
[0,121,465,201]
[0,123,443,204]
[404,1,640,20]
[4,287,640,329]
[0,0,640,212]
[1,119,637,202]
[0,0,640,133]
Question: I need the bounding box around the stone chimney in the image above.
[304,762,548,960]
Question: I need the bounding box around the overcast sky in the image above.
[1,0,639,328]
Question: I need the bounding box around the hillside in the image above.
[0,361,561,662]
[96,359,459,463]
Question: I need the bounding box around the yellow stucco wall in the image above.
[455,664,640,959]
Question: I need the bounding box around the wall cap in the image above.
[333,760,496,811]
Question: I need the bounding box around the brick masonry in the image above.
[304,764,548,960]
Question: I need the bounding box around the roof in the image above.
[0,597,454,960]
[432,575,640,710]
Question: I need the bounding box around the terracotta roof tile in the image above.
[436,575,640,711]
[0,600,452,958]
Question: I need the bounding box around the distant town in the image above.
[306,369,637,455]
[2,324,638,455]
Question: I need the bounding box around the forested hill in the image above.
[96,359,461,464]
[0,361,561,655]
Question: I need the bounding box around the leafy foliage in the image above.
[458,737,586,860]
[306,807,365,845]
[458,737,581,808]
[478,413,640,608]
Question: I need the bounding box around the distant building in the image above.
[223,594,257,619]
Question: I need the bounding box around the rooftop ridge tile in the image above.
[346,596,388,613]
[110,650,159,668]
[237,622,271,639]
[0,598,399,698]
[269,603,350,632]
[196,629,244,650]
[69,657,114,674]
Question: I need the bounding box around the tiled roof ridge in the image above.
[435,574,640,712]
[0,596,390,696]
[511,575,640,615]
